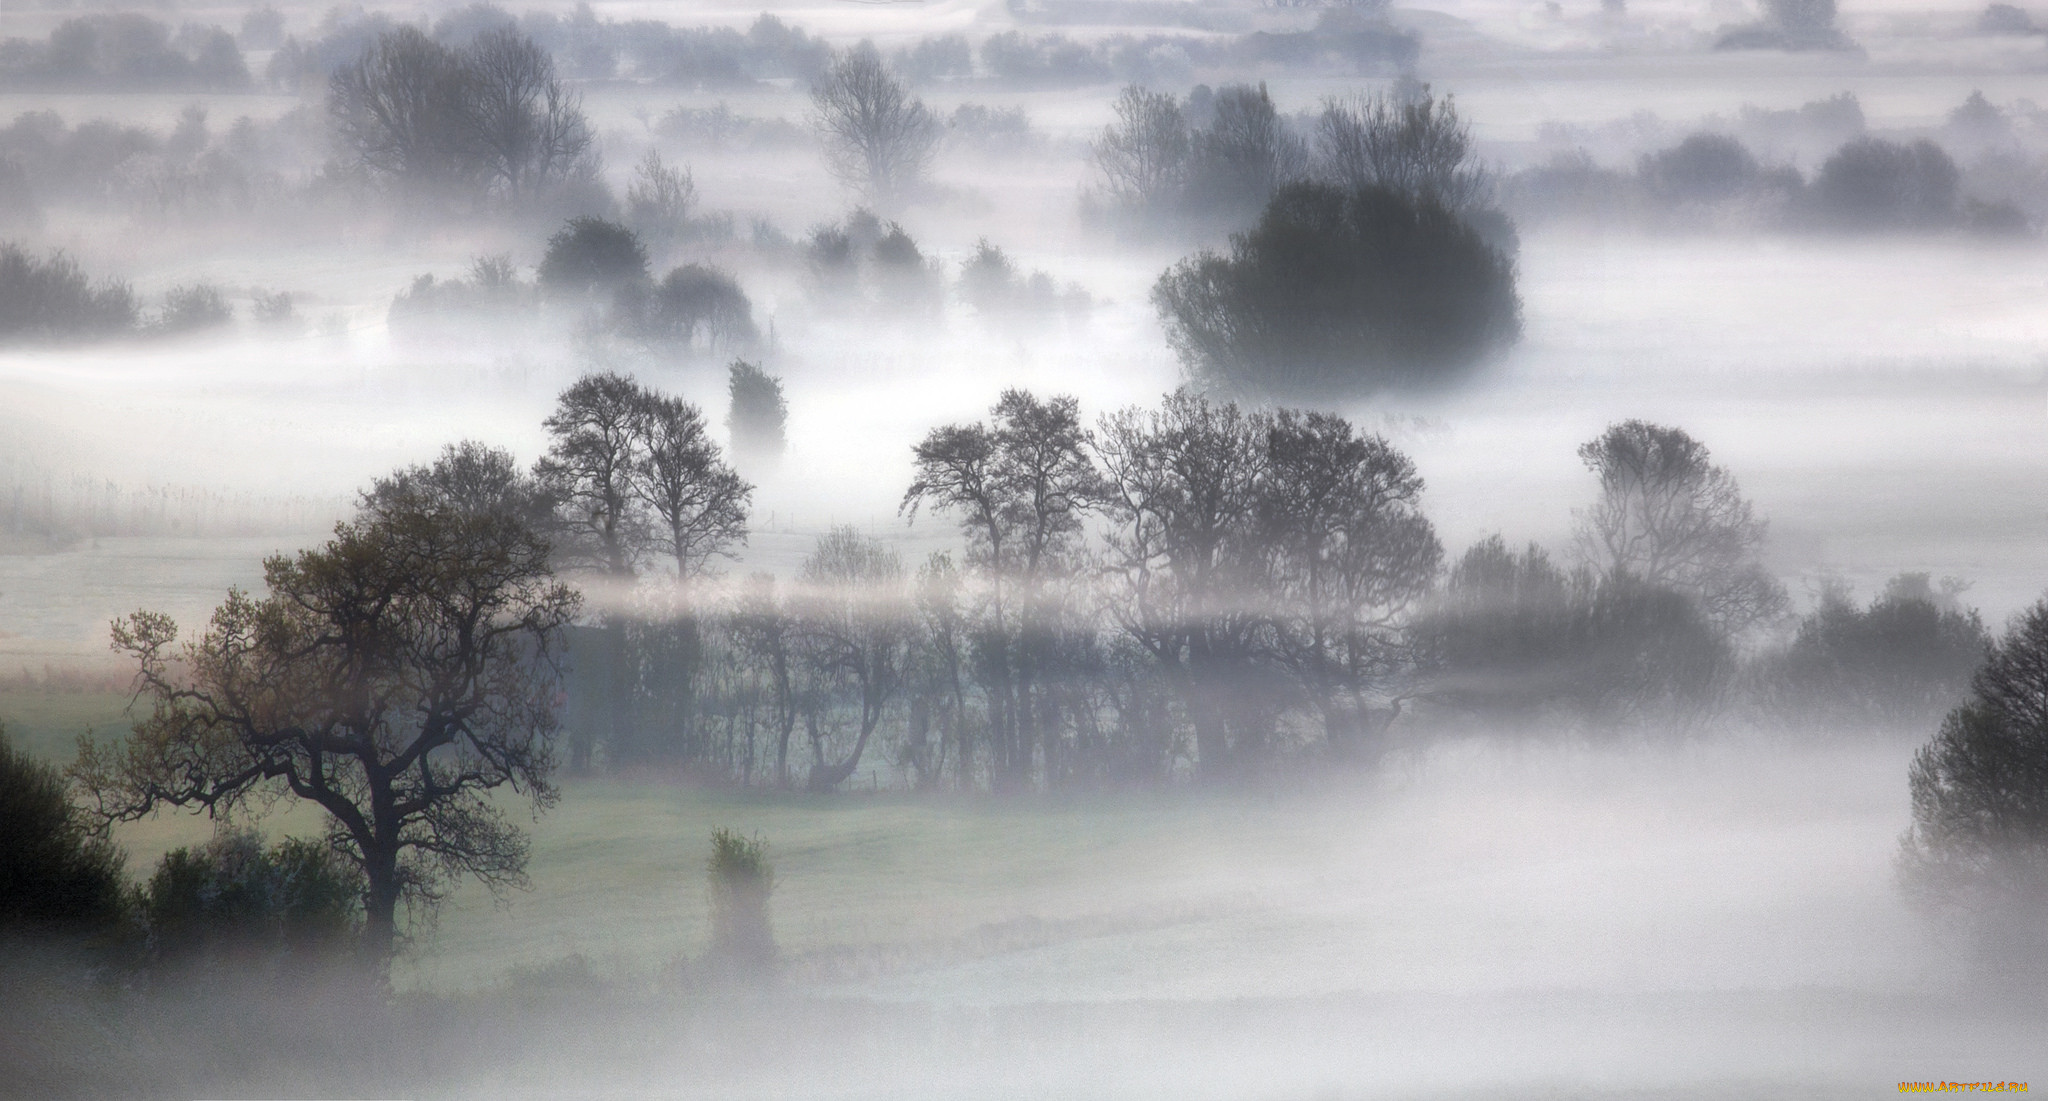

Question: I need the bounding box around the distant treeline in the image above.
[0,13,249,92]
[0,466,342,549]
[1507,91,2044,233]
[262,5,1412,95]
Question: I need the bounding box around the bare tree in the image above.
[461,26,595,203]
[537,372,649,775]
[629,390,752,583]
[328,26,475,197]
[1573,420,1787,635]
[794,527,910,791]
[624,148,696,240]
[329,25,595,206]
[809,41,941,203]
[1315,85,1491,211]
[75,444,579,960]
[1260,410,1442,757]
[1095,389,1270,777]
[536,371,650,581]
[902,390,1101,790]
[728,574,800,788]
[1187,83,1307,218]
[1091,85,1190,215]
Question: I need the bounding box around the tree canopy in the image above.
[1902,597,2048,915]
[1152,181,1520,398]
[74,443,580,958]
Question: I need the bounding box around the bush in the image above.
[0,724,128,937]
[1639,132,1761,204]
[156,283,232,333]
[704,827,773,974]
[389,254,535,336]
[618,264,757,351]
[1152,182,1520,398]
[140,828,364,962]
[0,243,138,342]
[537,216,649,298]
[250,289,301,333]
[1978,2,2039,33]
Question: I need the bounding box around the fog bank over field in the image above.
[3,0,2047,1094]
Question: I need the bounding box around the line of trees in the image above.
[20,377,2028,967]
[1506,123,2031,236]
[552,387,1980,792]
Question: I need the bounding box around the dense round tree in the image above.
[1809,137,1959,229]
[1152,181,1520,398]
[537,216,649,299]
[1900,597,2048,914]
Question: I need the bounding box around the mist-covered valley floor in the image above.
[5,0,2048,1094]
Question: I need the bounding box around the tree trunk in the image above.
[1187,640,1231,781]
[362,846,401,962]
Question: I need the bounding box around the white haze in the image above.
[2,0,2046,1094]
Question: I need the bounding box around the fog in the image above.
[2,0,2046,1094]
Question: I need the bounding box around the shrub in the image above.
[1978,2,2039,33]
[1153,182,1520,398]
[139,827,364,962]
[250,289,301,332]
[156,283,232,333]
[704,827,773,974]
[389,255,535,336]
[1414,541,1730,734]
[619,264,757,350]
[0,724,128,937]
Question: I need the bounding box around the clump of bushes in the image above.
[1715,0,1858,51]
[1412,539,1730,735]
[139,827,364,965]
[958,239,1094,318]
[527,216,759,353]
[155,283,232,334]
[0,243,138,342]
[389,254,536,338]
[614,263,758,351]
[802,210,942,316]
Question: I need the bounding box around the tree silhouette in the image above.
[1153,182,1520,398]
[75,444,579,960]
[809,41,940,203]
